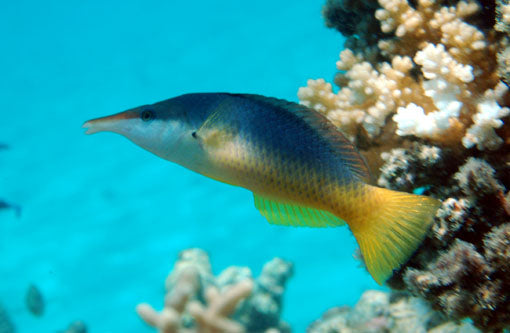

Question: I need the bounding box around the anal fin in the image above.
[253,193,345,228]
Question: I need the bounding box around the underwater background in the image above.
[0,1,379,332]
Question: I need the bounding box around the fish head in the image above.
[82,99,203,165]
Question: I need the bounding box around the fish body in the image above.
[84,93,440,284]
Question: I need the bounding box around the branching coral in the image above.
[187,280,254,333]
[299,0,509,151]
[298,0,510,331]
[137,249,292,333]
[301,1,510,329]
[303,3,510,327]
[137,266,202,333]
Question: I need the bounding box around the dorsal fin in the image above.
[228,94,370,181]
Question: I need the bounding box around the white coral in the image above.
[414,43,474,83]
[393,43,475,138]
[462,88,510,150]
[393,103,456,137]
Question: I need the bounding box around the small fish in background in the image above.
[0,144,21,218]
[0,201,11,211]
[25,284,44,317]
[0,201,21,218]
[83,93,440,284]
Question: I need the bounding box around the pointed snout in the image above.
[82,110,138,135]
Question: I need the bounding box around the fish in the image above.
[25,284,44,317]
[83,93,440,284]
[0,200,21,217]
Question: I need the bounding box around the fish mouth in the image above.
[82,111,138,134]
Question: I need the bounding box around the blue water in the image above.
[0,1,380,331]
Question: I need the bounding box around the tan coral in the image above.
[188,280,254,333]
[299,50,428,140]
[301,0,508,150]
[137,266,200,333]
[298,78,365,140]
[137,266,253,333]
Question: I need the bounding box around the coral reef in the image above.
[377,142,445,192]
[300,0,510,331]
[496,0,510,86]
[405,237,509,330]
[299,0,510,151]
[308,290,479,333]
[378,146,510,331]
[137,248,292,333]
[0,302,15,333]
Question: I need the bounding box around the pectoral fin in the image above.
[194,104,238,150]
[194,128,234,149]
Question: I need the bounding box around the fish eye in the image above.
[141,109,154,122]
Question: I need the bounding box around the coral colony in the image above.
[136,249,293,333]
[296,0,510,332]
[300,0,509,152]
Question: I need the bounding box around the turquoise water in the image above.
[0,1,380,331]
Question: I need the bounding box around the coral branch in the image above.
[136,266,199,333]
[137,249,292,333]
[188,280,253,333]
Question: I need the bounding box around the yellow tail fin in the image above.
[349,185,440,285]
